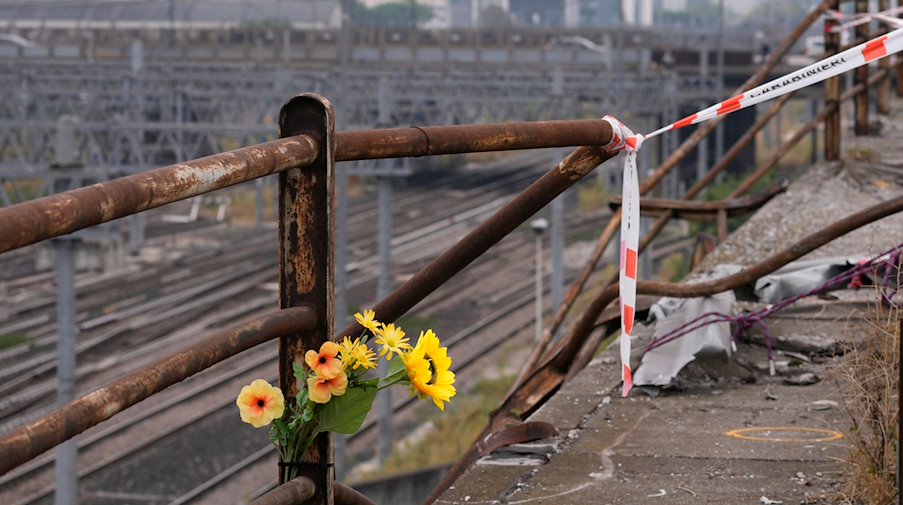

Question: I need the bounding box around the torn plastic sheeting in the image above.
[634,289,736,387]
[753,257,865,303]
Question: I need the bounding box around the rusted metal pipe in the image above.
[826,0,842,160]
[0,119,615,256]
[335,483,377,505]
[337,145,616,338]
[0,306,316,476]
[729,70,884,198]
[854,0,871,136]
[250,477,316,505]
[640,0,830,194]
[879,0,893,114]
[608,184,786,221]
[333,119,615,161]
[555,194,903,376]
[690,93,794,198]
[0,136,318,254]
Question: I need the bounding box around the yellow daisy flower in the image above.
[236,379,285,428]
[354,310,381,335]
[402,330,456,411]
[338,336,377,370]
[350,342,377,370]
[375,323,412,361]
[338,336,358,368]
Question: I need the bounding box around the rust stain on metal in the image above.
[281,170,318,293]
[0,306,316,476]
[608,184,786,221]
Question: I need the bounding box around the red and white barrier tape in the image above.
[604,26,903,397]
[828,7,903,33]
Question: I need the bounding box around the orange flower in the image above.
[305,341,343,379]
[307,371,348,403]
[236,379,285,428]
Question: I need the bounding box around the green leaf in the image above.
[359,377,380,389]
[316,386,378,435]
[295,388,308,407]
[387,356,406,377]
[300,404,314,423]
[292,362,306,382]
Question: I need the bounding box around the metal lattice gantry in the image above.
[0,57,713,203]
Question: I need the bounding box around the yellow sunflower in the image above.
[375,323,412,361]
[402,330,456,411]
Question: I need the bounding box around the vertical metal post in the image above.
[255,178,266,224]
[54,116,77,194]
[128,213,144,256]
[374,71,396,466]
[825,0,841,160]
[696,123,708,184]
[376,174,394,465]
[550,193,564,317]
[534,230,543,343]
[855,0,870,136]
[54,236,78,505]
[334,0,352,480]
[898,0,903,99]
[277,94,335,504]
[530,219,548,343]
[810,98,819,164]
[715,0,725,162]
[697,44,709,180]
[282,28,291,63]
[879,0,892,114]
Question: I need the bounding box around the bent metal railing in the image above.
[1,2,902,504]
[0,97,621,503]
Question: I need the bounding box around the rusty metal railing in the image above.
[1,1,901,503]
[0,96,619,500]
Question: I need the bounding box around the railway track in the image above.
[0,149,690,504]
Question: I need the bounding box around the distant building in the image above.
[0,0,342,29]
[448,0,510,28]
[508,0,656,28]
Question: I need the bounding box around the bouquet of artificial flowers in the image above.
[236,311,456,481]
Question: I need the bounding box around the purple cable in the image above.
[643,242,903,365]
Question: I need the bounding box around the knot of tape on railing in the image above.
[601,115,645,154]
